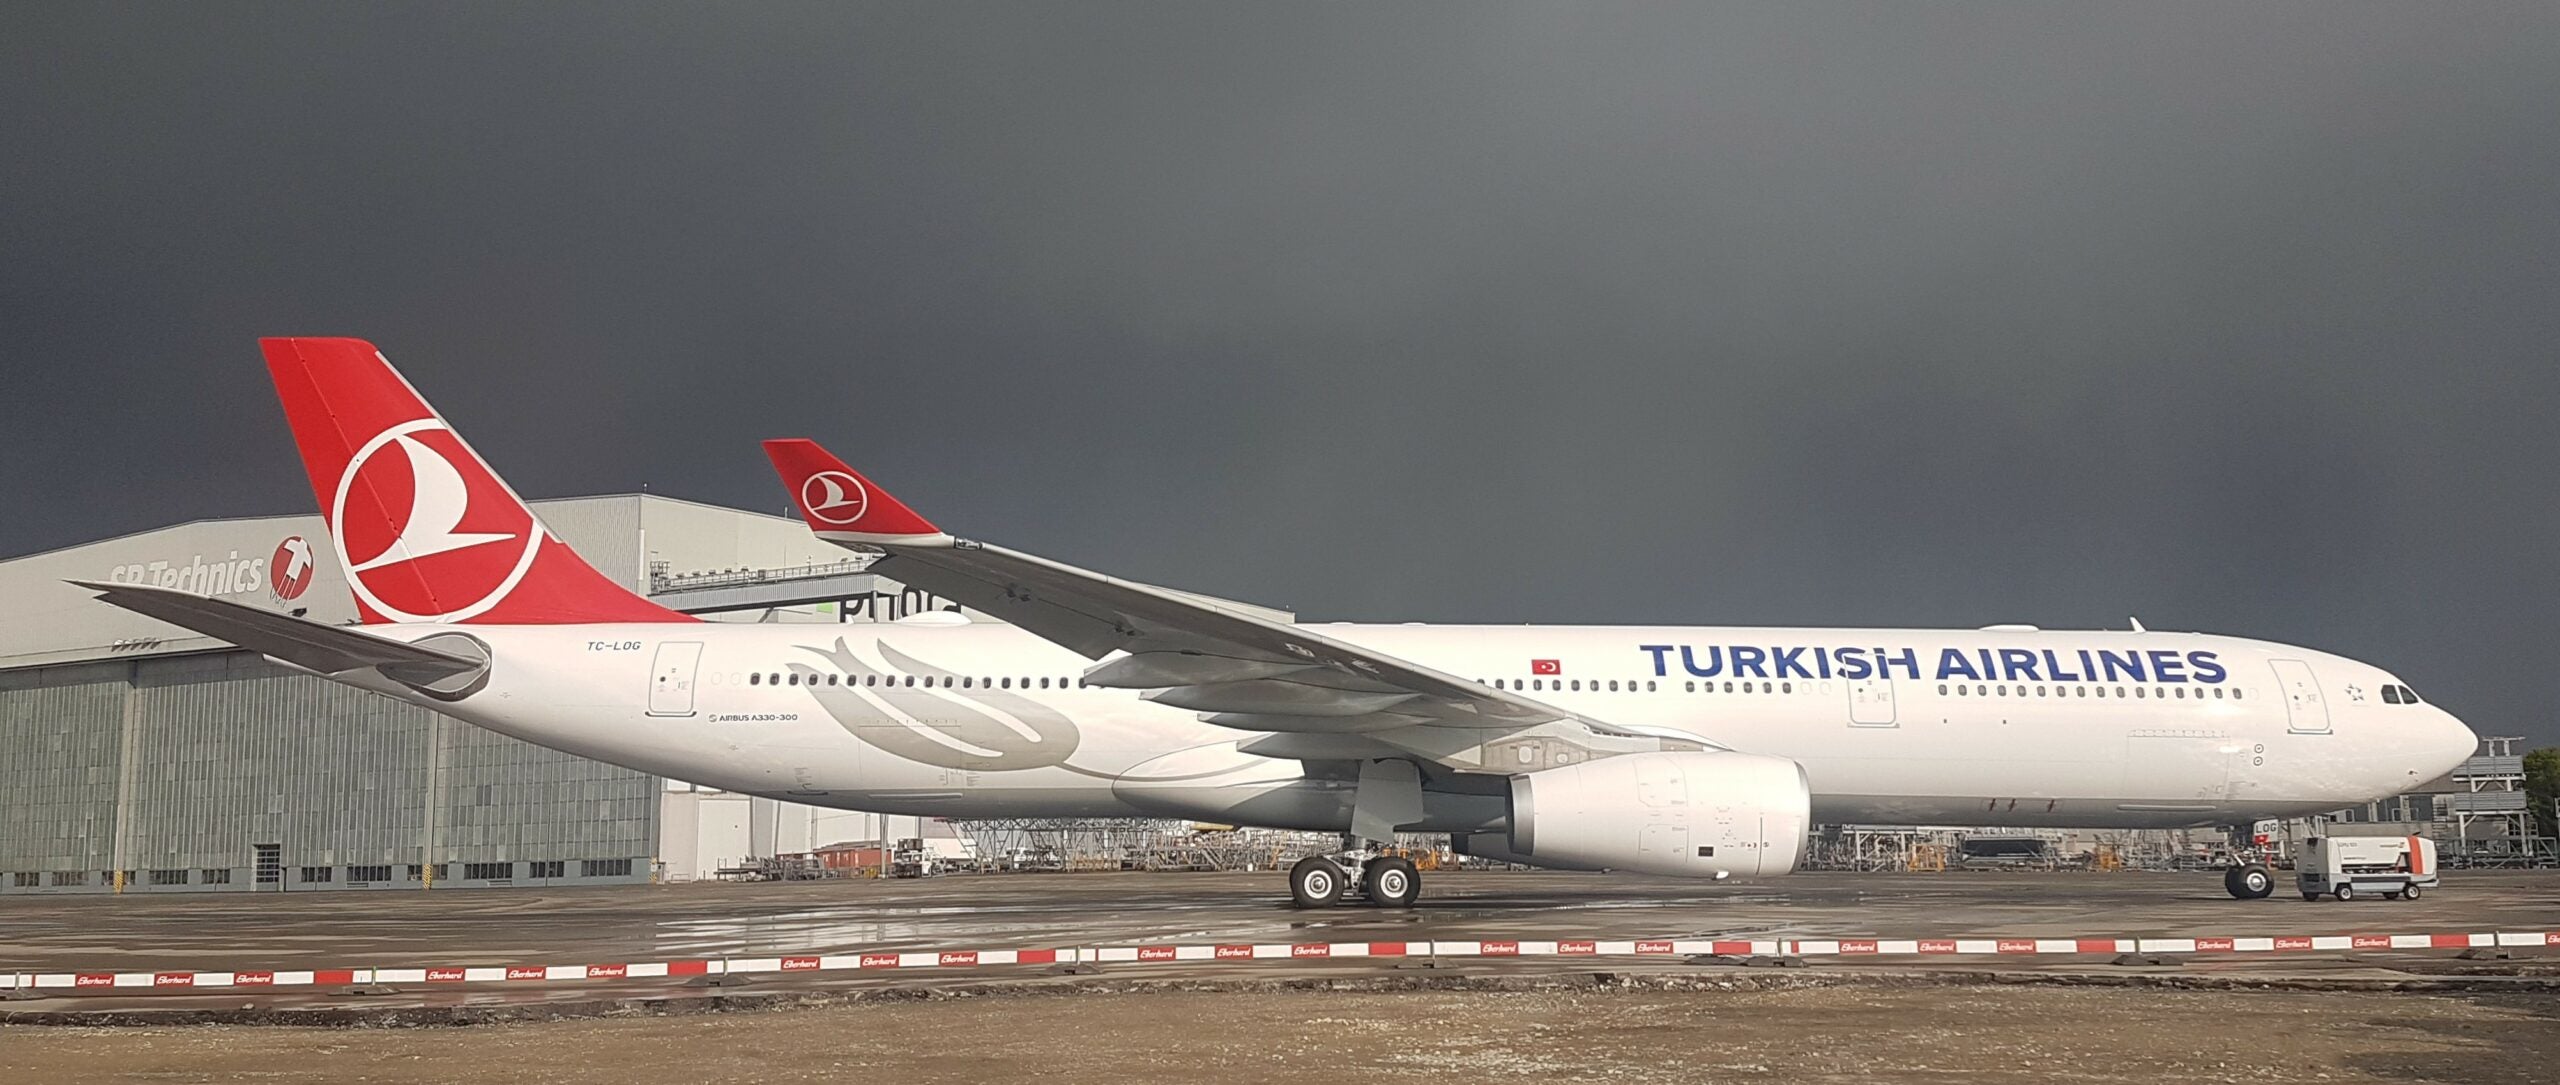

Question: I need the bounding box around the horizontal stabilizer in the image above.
[69,580,486,681]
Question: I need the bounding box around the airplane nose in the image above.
[2431,708,2480,775]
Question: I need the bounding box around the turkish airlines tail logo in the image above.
[344,429,518,573]
[761,438,945,542]
[262,337,694,626]
[799,471,869,525]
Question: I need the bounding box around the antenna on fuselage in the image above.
[2128,616,2147,633]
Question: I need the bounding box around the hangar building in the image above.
[0,495,935,895]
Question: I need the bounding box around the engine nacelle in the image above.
[1494,750,1809,877]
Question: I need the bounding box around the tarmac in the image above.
[2,868,2555,1024]
[4,869,2555,1083]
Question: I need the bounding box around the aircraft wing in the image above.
[69,579,486,683]
[760,440,1713,762]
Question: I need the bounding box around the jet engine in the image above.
[1460,750,1809,877]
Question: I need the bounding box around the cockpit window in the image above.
[2398,684,2421,704]
[2382,685,2403,705]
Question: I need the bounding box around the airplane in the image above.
[78,337,2480,909]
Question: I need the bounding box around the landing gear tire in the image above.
[2224,864,2275,900]
[2403,883,2422,901]
[2333,884,2355,902]
[1289,856,1348,909]
[2303,893,2321,902]
[1363,856,1420,908]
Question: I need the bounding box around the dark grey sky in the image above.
[5,5,2555,744]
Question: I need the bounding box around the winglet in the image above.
[760,439,952,548]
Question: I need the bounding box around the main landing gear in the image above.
[1289,842,1421,909]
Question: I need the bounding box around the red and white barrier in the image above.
[5,930,2552,993]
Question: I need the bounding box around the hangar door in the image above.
[648,642,704,717]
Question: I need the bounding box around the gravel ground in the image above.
[6,984,2553,1084]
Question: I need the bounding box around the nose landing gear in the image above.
[2223,863,2276,899]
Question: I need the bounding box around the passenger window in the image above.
[2036,686,2047,697]
[749,673,761,686]
[2233,689,2243,700]
[1608,680,1619,692]
[1723,681,1735,693]
[1646,681,1656,691]
[1572,680,1583,691]
[1976,685,1987,697]
[2135,687,2147,699]
[1938,684,1948,694]
[1781,682,1792,694]
[788,674,800,686]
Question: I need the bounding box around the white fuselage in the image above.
[339,622,2477,832]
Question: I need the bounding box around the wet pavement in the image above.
[2,869,2554,1020]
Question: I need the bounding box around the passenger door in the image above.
[2268,659,2331,734]
[648,642,704,717]
[1848,677,1897,727]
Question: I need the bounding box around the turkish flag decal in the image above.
[1530,659,1561,675]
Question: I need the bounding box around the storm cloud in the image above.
[4,5,2556,743]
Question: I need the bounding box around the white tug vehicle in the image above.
[2297,835,2439,901]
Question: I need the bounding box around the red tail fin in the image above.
[760,438,951,547]
[261,337,693,625]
